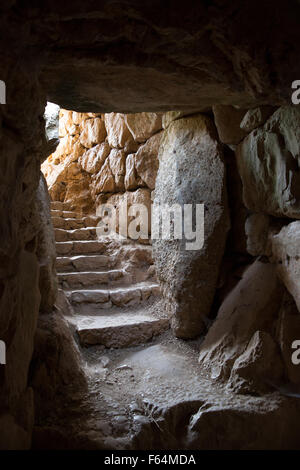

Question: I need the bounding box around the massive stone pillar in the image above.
[153,114,230,338]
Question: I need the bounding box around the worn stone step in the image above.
[50,201,71,211]
[52,216,100,230]
[54,227,97,242]
[56,254,112,272]
[51,210,82,219]
[66,283,160,307]
[75,313,169,347]
[56,240,107,256]
[58,269,128,288]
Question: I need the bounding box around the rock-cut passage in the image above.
[52,200,169,349]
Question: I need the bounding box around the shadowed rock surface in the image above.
[153,114,230,338]
[1,0,300,450]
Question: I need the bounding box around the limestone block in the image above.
[59,109,77,137]
[236,106,300,218]
[271,221,300,311]
[108,148,126,190]
[134,131,162,190]
[228,330,283,394]
[212,105,248,144]
[105,188,152,240]
[92,158,116,194]
[276,292,300,384]
[125,112,162,142]
[79,117,107,148]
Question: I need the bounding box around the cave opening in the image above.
[2,0,300,451]
[37,104,200,450]
[31,100,300,450]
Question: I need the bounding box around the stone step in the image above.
[51,210,83,219]
[52,216,100,230]
[52,217,85,230]
[56,254,112,272]
[51,201,71,211]
[66,282,160,308]
[75,313,169,348]
[58,269,129,288]
[56,240,107,256]
[54,227,97,242]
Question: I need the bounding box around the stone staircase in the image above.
[51,201,169,348]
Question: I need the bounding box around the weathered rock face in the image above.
[271,221,300,311]
[104,113,136,152]
[105,188,152,241]
[2,0,300,451]
[245,213,271,256]
[198,260,284,384]
[0,50,47,448]
[36,174,58,314]
[134,132,162,190]
[42,110,96,213]
[30,296,86,421]
[236,106,300,218]
[277,292,300,385]
[31,1,300,113]
[212,105,248,145]
[79,142,110,174]
[125,113,163,143]
[43,110,162,240]
[228,330,284,394]
[153,114,230,339]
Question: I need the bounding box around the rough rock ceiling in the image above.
[3,0,300,112]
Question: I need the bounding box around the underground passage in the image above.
[1,0,300,452]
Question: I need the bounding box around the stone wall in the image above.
[1,0,300,450]
[197,105,300,394]
[42,110,163,240]
[0,63,46,448]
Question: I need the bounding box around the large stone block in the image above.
[212,105,248,145]
[125,112,162,143]
[79,117,106,148]
[104,113,136,151]
[240,106,275,132]
[236,106,300,218]
[105,188,152,241]
[36,174,58,313]
[153,114,230,338]
[30,292,86,420]
[92,158,116,194]
[198,260,284,381]
[134,131,162,190]
[108,148,126,191]
[271,221,300,311]
[78,142,110,174]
